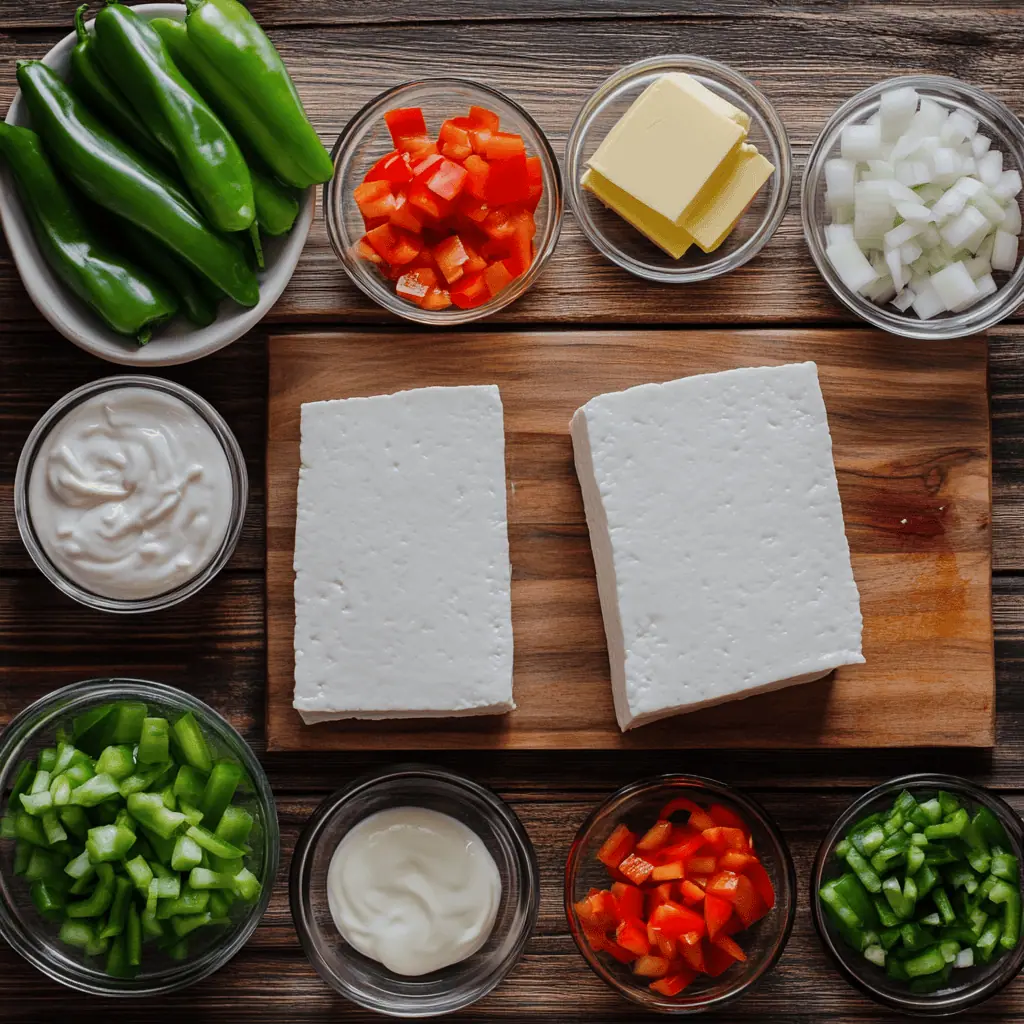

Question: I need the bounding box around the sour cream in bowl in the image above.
[15,376,247,612]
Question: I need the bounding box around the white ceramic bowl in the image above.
[0,3,313,366]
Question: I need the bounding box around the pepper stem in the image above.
[249,222,265,270]
[74,5,89,43]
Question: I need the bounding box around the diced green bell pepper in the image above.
[138,718,170,765]
[100,876,133,939]
[95,745,135,781]
[67,862,115,918]
[126,792,187,840]
[198,761,242,830]
[86,824,136,864]
[173,765,208,807]
[171,834,203,872]
[172,713,213,773]
[69,773,121,807]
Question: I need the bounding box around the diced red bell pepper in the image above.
[402,136,438,159]
[702,827,749,854]
[457,193,490,223]
[575,889,618,929]
[388,192,424,234]
[407,183,452,222]
[384,107,427,147]
[679,934,706,972]
[460,241,488,275]
[354,237,382,264]
[706,870,741,903]
[654,932,677,960]
[656,833,706,866]
[632,954,670,978]
[439,120,473,161]
[648,901,705,940]
[420,287,452,311]
[482,131,526,161]
[704,941,737,977]
[712,933,747,963]
[364,223,420,266]
[365,150,414,185]
[686,855,717,876]
[719,851,757,873]
[732,874,768,927]
[449,271,490,309]
[611,882,643,923]
[596,824,635,870]
[660,798,717,832]
[483,259,514,298]
[646,882,676,917]
[636,820,673,853]
[463,154,490,200]
[468,105,500,131]
[707,803,749,831]
[354,179,396,220]
[395,267,438,304]
[615,917,650,957]
[679,880,707,905]
[745,860,776,910]
[503,228,533,278]
[525,154,543,211]
[603,939,640,964]
[581,923,607,952]
[484,152,531,205]
[703,893,733,940]
[650,968,697,997]
[469,128,493,155]
[412,153,445,183]
[618,853,655,887]
[651,861,685,883]
[426,158,469,202]
[432,234,469,284]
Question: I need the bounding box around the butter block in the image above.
[663,72,751,131]
[587,74,746,224]
[682,143,775,252]
[571,362,864,731]
[582,168,694,258]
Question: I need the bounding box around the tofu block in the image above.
[581,167,694,259]
[587,74,746,224]
[292,385,514,723]
[570,363,864,731]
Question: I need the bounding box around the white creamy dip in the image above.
[27,386,233,600]
[326,806,502,976]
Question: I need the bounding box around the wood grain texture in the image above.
[265,328,993,751]
[3,4,1024,325]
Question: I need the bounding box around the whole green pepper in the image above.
[16,61,259,307]
[69,5,167,168]
[0,122,178,343]
[182,0,333,187]
[151,16,302,236]
[93,4,254,233]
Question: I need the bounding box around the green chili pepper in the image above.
[70,5,168,167]
[94,4,254,233]
[16,61,259,307]
[0,123,177,344]
[181,0,333,187]
[151,15,302,237]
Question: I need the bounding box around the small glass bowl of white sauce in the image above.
[14,375,247,613]
[290,764,540,1017]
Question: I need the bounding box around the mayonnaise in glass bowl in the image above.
[15,376,247,613]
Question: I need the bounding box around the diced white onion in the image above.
[879,86,918,141]
[978,149,1003,187]
[825,223,855,245]
[994,169,1023,202]
[931,261,979,310]
[992,229,1019,271]
[911,282,946,319]
[824,158,857,206]
[826,239,879,293]
[971,134,991,159]
[941,205,989,249]
[842,123,883,162]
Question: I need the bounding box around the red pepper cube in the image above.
[449,271,490,309]
[503,225,533,278]
[660,798,717,832]
[354,237,383,264]
[412,153,445,183]
[457,193,490,223]
[407,183,452,223]
[365,150,414,186]
[712,933,747,963]
[679,934,706,973]
[615,917,651,957]
[354,180,396,221]
[632,954,670,979]
[401,137,438,160]
[745,860,776,910]
[364,223,421,266]
[395,267,438,305]
[484,152,531,205]
[384,107,427,147]
[483,259,514,298]
[432,234,470,284]
[388,193,424,234]
[525,155,543,211]
[420,286,452,310]
[461,240,488,275]
[468,105,500,132]
[650,969,697,997]
[482,131,526,161]
[463,154,490,200]
[439,120,473,161]
[426,158,469,202]
[703,892,733,940]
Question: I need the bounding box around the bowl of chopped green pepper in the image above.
[0,678,278,996]
[812,774,1024,1015]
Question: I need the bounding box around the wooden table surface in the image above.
[2,2,1024,1021]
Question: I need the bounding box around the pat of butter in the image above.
[581,168,694,259]
[682,143,775,252]
[587,74,746,224]
[662,72,751,131]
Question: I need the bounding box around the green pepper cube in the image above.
[138,718,170,765]
[86,824,136,864]
[171,834,204,872]
[198,761,242,830]
[172,712,213,774]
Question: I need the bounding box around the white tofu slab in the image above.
[292,385,514,723]
[570,362,864,731]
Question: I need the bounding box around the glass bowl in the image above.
[324,79,563,324]
[289,764,539,1017]
[0,678,279,996]
[14,375,247,614]
[565,774,796,1014]
[811,773,1024,1016]
[802,75,1024,339]
[564,55,792,282]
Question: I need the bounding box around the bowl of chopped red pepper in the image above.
[565,774,796,1013]
[324,78,562,323]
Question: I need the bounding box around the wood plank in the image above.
[265,328,992,750]
[3,11,1024,325]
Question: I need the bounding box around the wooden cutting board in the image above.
[265,328,992,752]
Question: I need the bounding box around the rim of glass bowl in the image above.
[0,678,279,997]
[811,773,1024,1016]
[13,375,248,614]
[564,54,793,283]
[324,78,563,325]
[289,763,540,1018]
[564,773,797,1014]
[801,74,1024,340]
